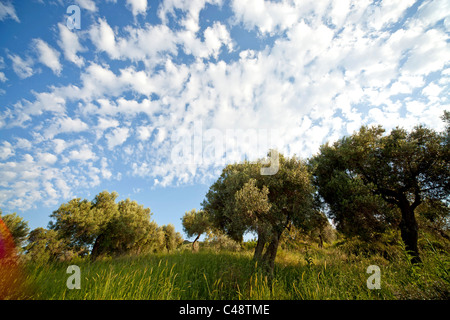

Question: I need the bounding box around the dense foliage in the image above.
[5,191,184,263]
[309,123,449,263]
[202,153,327,273]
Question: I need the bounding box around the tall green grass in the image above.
[22,243,449,300]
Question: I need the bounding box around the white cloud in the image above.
[2,0,450,211]
[137,125,153,141]
[53,138,67,154]
[203,22,233,59]
[100,157,112,179]
[0,141,14,160]
[69,145,97,162]
[0,1,19,22]
[88,11,231,64]
[43,117,89,139]
[42,181,58,206]
[0,57,7,82]
[90,19,178,65]
[55,178,72,200]
[32,92,67,115]
[389,74,425,95]
[89,18,119,58]
[126,0,148,16]
[422,82,443,97]
[0,156,43,210]
[8,54,34,79]
[105,127,130,149]
[158,0,222,32]
[0,143,99,211]
[79,63,123,100]
[57,23,85,67]
[413,0,450,30]
[33,39,62,76]
[405,100,427,115]
[15,137,33,150]
[231,0,300,35]
[1,91,67,128]
[401,29,450,76]
[37,152,58,165]
[97,117,119,130]
[75,0,97,12]
[366,0,416,31]
[329,0,350,29]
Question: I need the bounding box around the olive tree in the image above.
[310,123,449,263]
[181,209,211,251]
[202,152,318,274]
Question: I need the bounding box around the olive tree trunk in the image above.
[399,199,421,264]
[261,230,282,276]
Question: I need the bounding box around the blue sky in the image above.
[0,0,449,239]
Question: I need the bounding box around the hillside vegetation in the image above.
[1,116,449,300]
[21,235,450,300]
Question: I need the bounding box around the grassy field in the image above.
[20,239,449,300]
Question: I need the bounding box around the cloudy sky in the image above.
[0,0,449,236]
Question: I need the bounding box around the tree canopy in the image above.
[182,209,211,251]
[24,228,69,263]
[48,190,181,259]
[202,152,321,273]
[310,123,449,263]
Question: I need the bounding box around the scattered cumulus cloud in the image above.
[75,0,97,12]
[33,39,63,76]
[105,127,130,150]
[126,0,148,16]
[69,144,97,162]
[8,54,34,79]
[0,57,7,82]
[0,142,15,160]
[0,0,449,212]
[57,23,86,67]
[0,1,19,22]
[43,117,89,139]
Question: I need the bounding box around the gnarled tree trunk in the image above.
[398,197,421,264]
[261,230,282,276]
[90,233,105,260]
[253,229,268,261]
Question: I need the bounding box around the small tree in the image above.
[204,230,241,251]
[160,224,183,252]
[234,179,271,260]
[181,209,211,251]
